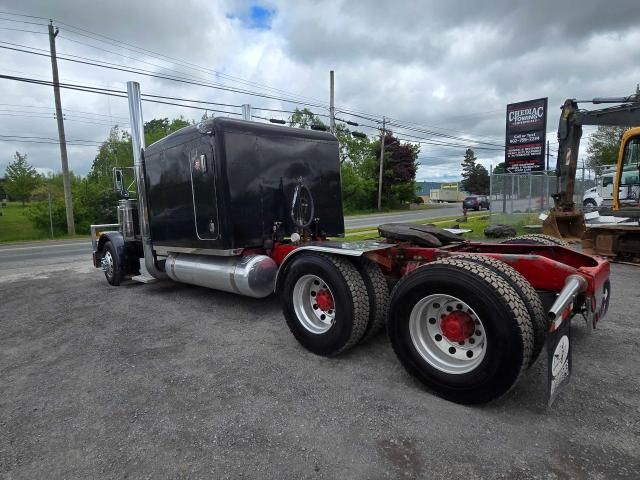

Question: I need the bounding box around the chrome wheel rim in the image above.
[102,251,114,279]
[292,274,335,334]
[409,294,486,374]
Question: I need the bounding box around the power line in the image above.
[0,26,47,34]
[335,108,506,147]
[0,15,46,27]
[57,33,329,111]
[0,11,332,108]
[0,31,507,146]
[0,74,243,115]
[251,106,329,118]
[52,21,330,107]
[395,135,504,152]
[0,11,540,149]
[0,104,130,121]
[0,13,528,148]
[0,41,329,110]
[0,11,49,21]
[335,110,381,123]
[389,121,505,148]
[0,134,104,146]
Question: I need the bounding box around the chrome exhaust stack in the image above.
[548,274,588,329]
[127,81,167,280]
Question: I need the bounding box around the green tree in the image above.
[460,148,477,192]
[88,118,191,188]
[334,124,378,210]
[493,162,507,174]
[88,126,132,186]
[363,132,419,208]
[472,164,490,194]
[287,111,379,211]
[144,117,191,145]
[587,125,629,173]
[27,173,74,235]
[289,108,326,129]
[28,173,119,235]
[460,149,489,194]
[5,152,40,206]
[334,124,374,166]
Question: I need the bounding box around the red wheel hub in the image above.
[440,311,475,342]
[315,289,334,311]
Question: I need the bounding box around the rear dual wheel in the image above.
[282,253,390,356]
[282,253,370,356]
[453,254,547,368]
[387,258,534,404]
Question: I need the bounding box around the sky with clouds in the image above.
[1,0,639,181]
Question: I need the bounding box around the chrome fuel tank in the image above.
[165,253,277,298]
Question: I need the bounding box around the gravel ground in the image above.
[0,261,639,479]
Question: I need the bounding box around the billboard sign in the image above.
[505,98,548,174]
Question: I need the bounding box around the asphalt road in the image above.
[0,207,464,273]
[343,205,460,229]
[0,254,638,478]
[0,241,92,273]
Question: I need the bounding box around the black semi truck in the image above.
[90,82,611,405]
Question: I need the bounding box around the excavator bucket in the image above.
[542,210,586,243]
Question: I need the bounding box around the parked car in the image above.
[463,195,490,211]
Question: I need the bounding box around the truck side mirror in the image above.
[114,168,127,197]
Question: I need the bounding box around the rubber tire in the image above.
[583,199,597,207]
[282,253,369,356]
[452,254,546,368]
[502,234,568,247]
[103,241,123,286]
[388,258,534,405]
[353,258,389,343]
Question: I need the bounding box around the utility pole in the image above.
[329,70,335,135]
[546,140,550,172]
[377,117,386,210]
[48,192,54,238]
[489,164,493,223]
[48,21,75,235]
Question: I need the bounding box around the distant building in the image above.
[416,181,441,197]
[416,181,462,202]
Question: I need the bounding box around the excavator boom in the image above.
[544,87,640,262]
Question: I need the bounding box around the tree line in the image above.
[3,111,424,235]
[2,108,530,237]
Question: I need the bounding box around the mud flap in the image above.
[547,317,572,407]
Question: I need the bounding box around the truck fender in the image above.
[274,243,393,294]
[95,231,125,268]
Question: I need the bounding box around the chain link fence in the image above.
[488,168,595,226]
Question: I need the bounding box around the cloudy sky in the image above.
[1,0,639,181]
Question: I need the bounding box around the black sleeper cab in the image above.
[144,117,345,253]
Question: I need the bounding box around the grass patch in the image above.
[343,204,449,217]
[0,202,86,243]
[0,202,50,242]
[337,213,488,242]
[339,211,542,242]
